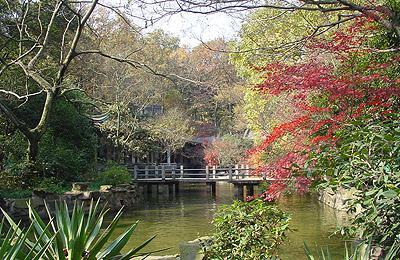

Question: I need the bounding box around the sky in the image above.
[105,0,247,47]
[153,12,244,47]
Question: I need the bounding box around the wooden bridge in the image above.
[129,164,270,198]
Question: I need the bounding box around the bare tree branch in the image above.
[0,89,44,100]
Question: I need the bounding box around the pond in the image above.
[109,183,348,258]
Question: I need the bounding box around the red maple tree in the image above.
[249,16,400,200]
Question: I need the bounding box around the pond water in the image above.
[109,183,348,259]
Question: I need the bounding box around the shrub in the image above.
[313,112,400,248]
[206,199,290,259]
[98,161,132,186]
[35,177,66,194]
[0,168,26,190]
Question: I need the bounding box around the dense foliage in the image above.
[237,11,400,252]
[313,111,400,247]
[0,1,239,193]
[206,199,290,259]
[203,134,252,166]
[0,97,96,190]
[98,162,132,186]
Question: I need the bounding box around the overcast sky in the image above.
[154,12,243,47]
[106,0,246,47]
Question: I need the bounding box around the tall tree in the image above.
[0,0,99,164]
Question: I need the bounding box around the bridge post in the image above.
[246,164,250,178]
[262,171,266,180]
[180,165,184,178]
[207,182,216,195]
[161,165,166,180]
[168,183,174,195]
[212,166,216,179]
[241,164,245,179]
[235,164,239,179]
[155,165,159,178]
[234,184,244,199]
[133,165,138,180]
[246,185,254,196]
[146,184,152,194]
[206,166,210,180]
[228,166,233,181]
[172,165,176,180]
[145,166,149,179]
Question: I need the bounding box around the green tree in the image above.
[0,0,98,164]
[149,108,194,165]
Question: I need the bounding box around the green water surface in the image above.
[109,183,348,259]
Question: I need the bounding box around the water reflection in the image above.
[108,183,346,258]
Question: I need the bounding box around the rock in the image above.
[90,191,102,200]
[1,183,139,219]
[179,236,211,260]
[318,187,355,211]
[32,190,58,200]
[64,191,84,200]
[100,185,112,192]
[72,182,89,192]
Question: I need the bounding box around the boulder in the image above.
[72,182,89,192]
[99,185,112,192]
[179,236,211,260]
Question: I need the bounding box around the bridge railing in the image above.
[128,164,267,181]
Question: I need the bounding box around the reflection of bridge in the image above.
[129,165,272,198]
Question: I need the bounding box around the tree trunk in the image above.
[115,105,121,163]
[167,147,171,165]
[27,137,39,163]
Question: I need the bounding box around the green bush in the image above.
[35,177,66,194]
[312,111,400,248]
[98,162,132,186]
[205,199,291,259]
[0,189,32,199]
[0,167,33,198]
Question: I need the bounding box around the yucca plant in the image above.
[2,199,158,259]
[0,219,54,259]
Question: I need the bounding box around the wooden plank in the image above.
[161,165,166,180]
[134,165,138,180]
[180,165,184,179]
[235,164,239,179]
[154,165,159,178]
[133,177,274,184]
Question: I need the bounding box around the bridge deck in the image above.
[129,165,276,185]
[134,177,267,184]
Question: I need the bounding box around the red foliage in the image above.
[247,116,310,156]
[204,148,219,166]
[249,16,400,200]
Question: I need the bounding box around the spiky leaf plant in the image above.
[2,199,157,259]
